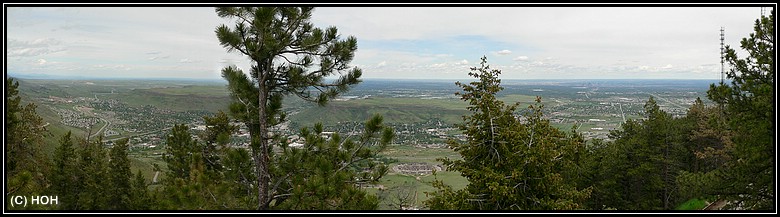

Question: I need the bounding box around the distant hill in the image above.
[110,86,231,113]
[290,97,468,127]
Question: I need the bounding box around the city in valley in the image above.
[13,77,716,208]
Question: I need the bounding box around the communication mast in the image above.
[720,26,725,83]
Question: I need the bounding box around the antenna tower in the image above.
[720,27,725,83]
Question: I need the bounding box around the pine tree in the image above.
[50,131,80,209]
[163,124,197,180]
[200,110,238,172]
[215,7,363,209]
[158,124,203,209]
[76,136,109,209]
[108,139,133,210]
[130,170,152,210]
[674,98,728,203]
[683,98,731,173]
[221,147,257,208]
[269,115,394,210]
[157,117,255,210]
[587,97,691,210]
[425,56,590,210]
[704,9,774,210]
[6,78,50,209]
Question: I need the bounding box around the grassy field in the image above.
[383,145,461,165]
[107,87,231,112]
[129,154,166,184]
[675,198,708,210]
[290,94,542,127]
[368,144,468,210]
[145,85,230,97]
[369,170,469,210]
[290,97,469,126]
[33,102,94,157]
[497,94,546,106]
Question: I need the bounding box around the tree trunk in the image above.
[257,77,269,210]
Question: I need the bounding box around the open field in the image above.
[290,97,468,126]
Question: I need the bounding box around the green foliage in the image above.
[154,114,395,210]
[75,136,110,209]
[155,115,258,210]
[50,131,80,209]
[155,152,242,210]
[130,170,153,210]
[534,10,774,211]
[163,124,198,180]
[425,56,590,210]
[215,7,364,209]
[586,97,694,210]
[675,198,708,210]
[200,110,239,172]
[702,9,775,210]
[683,97,731,174]
[201,110,238,146]
[215,7,362,106]
[108,139,133,210]
[6,78,51,209]
[221,148,257,207]
[269,114,395,210]
[48,131,152,210]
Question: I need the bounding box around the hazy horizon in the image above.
[6,72,725,83]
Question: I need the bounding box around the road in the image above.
[619,103,626,123]
[75,105,111,139]
[104,126,173,143]
[90,118,111,139]
[649,93,686,110]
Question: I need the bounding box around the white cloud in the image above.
[377,61,387,67]
[218,58,241,64]
[457,59,469,65]
[431,63,448,68]
[513,56,529,61]
[496,50,512,55]
[148,55,170,61]
[37,59,47,65]
[93,64,131,71]
[7,38,66,57]
[662,64,673,69]
[179,58,193,63]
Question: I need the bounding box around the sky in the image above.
[4,5,771,80]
